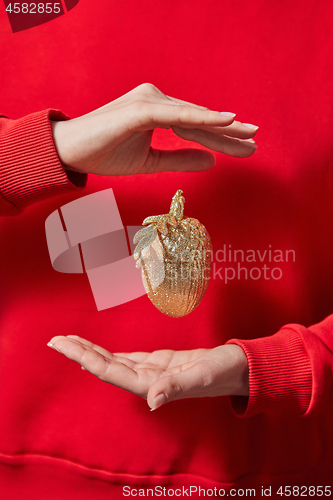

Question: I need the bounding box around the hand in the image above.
[47,335,249,411]
[51,83,258,177]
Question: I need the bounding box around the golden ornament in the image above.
[133,190,212,318]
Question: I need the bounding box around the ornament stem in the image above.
[169,190,185,220]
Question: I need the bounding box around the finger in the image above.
[66,335,114,360]
[144,147,216,173]
[135,103,236,131]
[171,126,258,158]
[111,351,151,363]
[166,95,211,111]
[48,336,140,391]
[48,335,113,370]
[112,350,174,367]
[62,335,138,370]
[198,121,259,139]
[165,97,245,133]
[147,361,214,410]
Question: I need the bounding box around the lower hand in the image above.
[51,83,258,176]
[47,335,249,411]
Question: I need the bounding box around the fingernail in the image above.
[81,366,86,370]
[150,393,167,411]
[242,123,259,131]
[47,342,60,352]
[220,112,236,118]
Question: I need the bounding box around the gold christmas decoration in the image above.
[133,190,212,318]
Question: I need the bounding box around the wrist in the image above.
[50,120,81,173]
[224,344,249,396]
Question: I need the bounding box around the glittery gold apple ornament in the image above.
[133,190,212,318]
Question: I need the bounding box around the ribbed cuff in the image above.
[225,328,312,418]
[0,109,87,214]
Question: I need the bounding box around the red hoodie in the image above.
[0,1,333,498]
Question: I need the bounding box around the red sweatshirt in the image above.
[0,1,333,498]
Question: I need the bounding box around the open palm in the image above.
[47,335,249,410]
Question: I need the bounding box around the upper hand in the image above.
[51,83,258,177]
[47,335,249,411]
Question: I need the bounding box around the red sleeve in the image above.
[226,315,333,418]
[0,109,87,215]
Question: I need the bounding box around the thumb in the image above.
[147,363,212,411]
